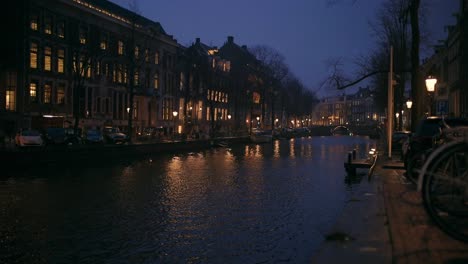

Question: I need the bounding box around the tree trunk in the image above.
[410,0,421,131]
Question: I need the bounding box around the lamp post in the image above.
[395,112,400,131]
[172,110,178,140]
[425,76,437,116]
[256,116,260,128]
[227,114,232,136]
[406,99,412,131]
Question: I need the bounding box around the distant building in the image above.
[312,87,383,126]
[0,0,179,137]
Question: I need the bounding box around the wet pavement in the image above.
[312,150,468,263]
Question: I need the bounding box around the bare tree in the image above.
[249,45,290,128]
[326,0,424,130]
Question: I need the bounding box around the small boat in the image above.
[250,129,273,143]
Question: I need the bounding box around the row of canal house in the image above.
[0,0,294,139]
[419,0,468,118]
[312,87,384,127]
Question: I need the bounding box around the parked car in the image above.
[404,116,468,181]
[103,127,128,144]
[83,129,104,144]
[15,129,44,147]
[44,127,82,146]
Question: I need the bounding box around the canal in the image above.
[0,136,377,263]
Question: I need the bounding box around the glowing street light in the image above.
[172,110,178,139]
[425,76,437,115]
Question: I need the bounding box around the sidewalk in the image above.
[312,152,468,263]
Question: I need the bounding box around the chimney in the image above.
[241,45,247,50]
[196,37,200,44]
[227,36,234,43]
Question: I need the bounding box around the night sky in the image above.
[110,0,459,97]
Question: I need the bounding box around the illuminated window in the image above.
[30,42,38,69]
[6,91,15,111]
[57,84,65,104]
[96,61,100,76]
[44,16,52,34]
[44,46,52,71]
[6,73,16,111]
[30,14,38,31]
[155,51,159,64]
[100,34,108,50]
[79,27,87,44]
[134,69,139,86]
[212,58,216,68]
[179,72,184,90]
[57,49,65,73]
[30,82,37,102]
[134,46,139,59]
[153,72,159,89]
[144,49,149,62]
[44,83,52,103]
[123,65,127,83]
[57,21,65,38]
[118,40,124,55]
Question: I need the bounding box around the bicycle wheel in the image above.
[422,142,468,242]
[406,151,426,184]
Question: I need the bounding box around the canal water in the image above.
[0,136,376,263]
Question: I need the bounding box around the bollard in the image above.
[348,151,352,164]
[352,149,357,160]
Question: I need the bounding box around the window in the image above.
[57,21,65,38]
[100,34,108,50]
[134,69,139,86]
[44,83,52,103]
[30,42,38,69]
[79,26,87,44]
[44,46,52,71]
[118,40,124,55]
[30,82,37,102]
[144,49,149,62]
[153,72,159,89]
[134,46,139,59]
[44,16,52,34]
[155,51,159,64]
[96,61,100,76]
[6,72,17,111]
[6,91,15,111]
[179,72,184,90]
[57,83,65,104]
[57,49,65,73]
[30,14,38,31]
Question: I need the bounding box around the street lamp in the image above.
[227,114,232,136]
[256,116,260,128]
[425,76,437,116]
[172,110,178,139]
[395,112,400,131]
[406,99,413,131]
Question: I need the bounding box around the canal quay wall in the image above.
[312,141,468,263]
[1,137,250,168]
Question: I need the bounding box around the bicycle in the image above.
[418,126,468,242]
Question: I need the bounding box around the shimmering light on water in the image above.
[0,136,376,263]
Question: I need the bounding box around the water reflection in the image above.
[0,136,376,263]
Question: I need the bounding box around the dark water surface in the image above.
[0,136,376,263]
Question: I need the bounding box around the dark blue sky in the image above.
[111,0,459,97]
